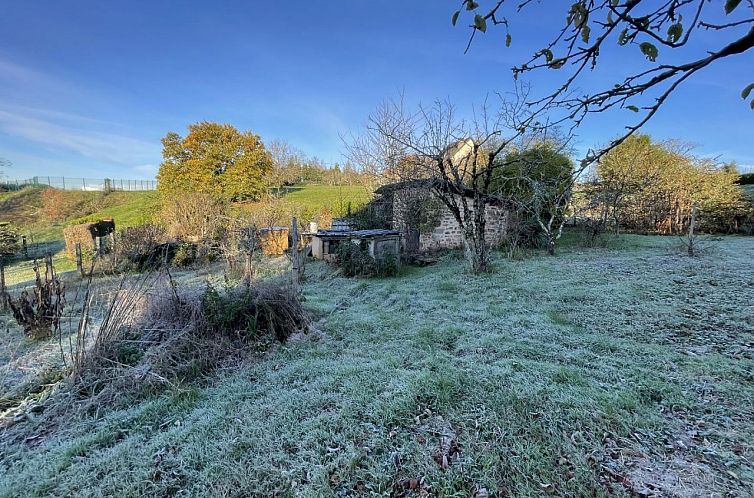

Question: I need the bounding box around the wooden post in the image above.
[687,203,698,257]
[291,217,300,292]
[245,251,253,282]
[21,236,28,258]
[0,260,7,312]
[75,242,84,276]
[44,253,54,280]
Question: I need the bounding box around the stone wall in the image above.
[418,201,508,251]
[391,187,509,251]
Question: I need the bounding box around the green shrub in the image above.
[112,224,169,270]
[201,281,310,342]
[335,242,397,278]
[172,243,197,267]
[0,222,20,256]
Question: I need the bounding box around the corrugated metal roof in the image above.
[314,229,401,239]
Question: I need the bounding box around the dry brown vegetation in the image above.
[1,267,310,446]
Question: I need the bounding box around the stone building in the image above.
[370,180,510,253]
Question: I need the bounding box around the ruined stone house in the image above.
[370,180,511,253]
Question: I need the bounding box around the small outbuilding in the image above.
[311,226,402,263]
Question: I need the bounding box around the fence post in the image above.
[291,217,300,292]
[0,260,7,312]
[62,177,66,190]
[21,236,28,258]
[82,178,86,190]
[75,242,84,276]
[245,251,252,282]
[44,253,53,279]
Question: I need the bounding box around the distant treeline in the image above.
[738,172,754,185]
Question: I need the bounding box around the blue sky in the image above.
[0,0,752,180]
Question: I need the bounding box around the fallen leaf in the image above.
[540,483,555,494]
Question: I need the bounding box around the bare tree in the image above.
[346,91,573,271]
[267,139,307,195]
[515,147,575,255]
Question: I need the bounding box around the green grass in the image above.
[0,188,158,243]
[1,188,159,285]
[235,184,372,221]
[67,191,160,229]
[280,184,371,213]
[1,236,753,496]
[1,185,370,287]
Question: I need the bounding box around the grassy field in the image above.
[1,185,368,243]
[1,235,752,497]
[281,184,372,213]
[234,184,372,222]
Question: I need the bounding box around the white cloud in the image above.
[134,163,158,175]
[0,107,158,167]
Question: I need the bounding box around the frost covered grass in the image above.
[1,235,753,497]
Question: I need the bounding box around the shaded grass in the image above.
[1,237,753,496]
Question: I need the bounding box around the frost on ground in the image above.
[0,235,752,497]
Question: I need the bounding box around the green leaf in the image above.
[725,0,742,14]
[626,105,639,112]
[618,28,630,46]
[581,25,591,43]
[466,0,479,11]
[667,23,683,43]
[750,99,754,110]
[506,33,512,47]
[742,83,754,100]
[639,42,659,62]
[474,14,487,33]
[452,10,460,26]
[541,48,554,62]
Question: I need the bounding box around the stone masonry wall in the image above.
[418,202,508,251]
[391,187,509,252]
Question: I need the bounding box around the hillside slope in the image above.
[0,188,159,242]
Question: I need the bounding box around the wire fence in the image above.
[0,252,75,292]
[1,176,157,192]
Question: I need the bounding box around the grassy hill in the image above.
[1,235,753,496]
[0,187,159,243]
[234,184,372,222]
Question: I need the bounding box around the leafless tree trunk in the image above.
[687,203,698,257]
